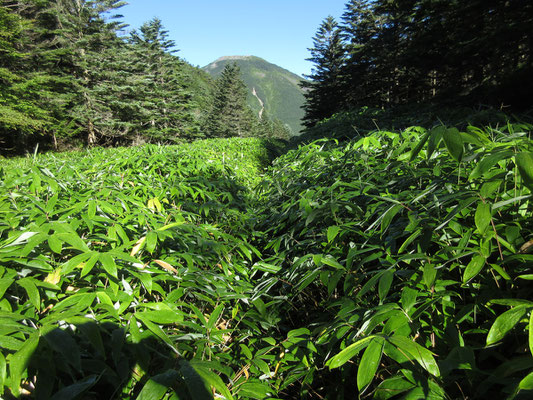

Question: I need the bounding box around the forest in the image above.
[0,0,289,155]
[1,0,533,399]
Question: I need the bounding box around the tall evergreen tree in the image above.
[332,0,533,112]
[128,18,194,143]
[50,0,127,145]
[206,63,257,138]
[0,1,56,153]
[340,0,382,108]
[301,16,346,128]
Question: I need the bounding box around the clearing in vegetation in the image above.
[0,124,532,399]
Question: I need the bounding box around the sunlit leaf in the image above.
[358,336,385,391]
[328,336,375,369]
[487,306,529,345]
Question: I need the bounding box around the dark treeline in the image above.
[302,0,533,127]
[0,0,289,155]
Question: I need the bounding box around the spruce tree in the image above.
[0,2,55,154]
[301,16,346,128]
[128,18,194,143]
[50,0,127,145]
[206,63,257,138]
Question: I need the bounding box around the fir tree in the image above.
[50,0,127,145]
[128,18,194,143]
[0,2,54,154]
[206,63,257,138]
[301,16,346,128]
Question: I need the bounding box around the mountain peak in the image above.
[206,56,256,70]
[203,56,305,134]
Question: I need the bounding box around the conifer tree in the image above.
[0,2,55,153]
[206,63,257,138]
[128,18,194,143]
[301,16,345,128]
[50,0,127,145]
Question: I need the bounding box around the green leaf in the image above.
[470,151,513,179]
[99,252,118,278]
[463,255,486,283]
[136,376,171,400]
[357,271,385,299]
[61,252,93,275]
[0,277,14,300]
[136,312,175,348]
[381,204,403,236]
[146,231,158,254]
[74,319,106,357]
[487,306,529,345]
[17,278,40,311]
[427,126,445,160]
[423,263,437,289]
[378,270,394,303]
[51,375,99,400]
[48,235,63,254]
[321,254,345,270]
[358,337,385,391]
[475,202,492,234]
[374,377,415,400]
[179,361,213,400]
[88,199,96,219]
[519,371,533,391]
[8,332,39,397]
[516,152,533,190]
[252,262,281,273]
[442,127,464,162]
[136,310,183,325]
[387,336,440,376]
[44,328,81,371]
[409,129,431,162]
[56,232,90,252]
[328,336,375,369]
[189,361,233,400]
[238,382,272,399]
[490,263,511,281]
[480,181,501,199]
[401,287,418,314]
[0,351,6,395]
[80,252,100,278]
[327,226,341,243]
[530,312,533,357]
[207,304,224,331]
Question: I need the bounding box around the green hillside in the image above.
[203,56,306,135]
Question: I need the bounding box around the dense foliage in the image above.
[257,122,533,398]
[204,56,305,136]
[1,121,532,398]
[206,63,260,139]
[0,1,286,155]
[0,138,282,398]
[300,16,345,128]
[303,0,533,126]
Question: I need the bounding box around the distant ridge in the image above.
[203,56,306,135]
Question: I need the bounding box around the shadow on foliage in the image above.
[11,321,213,400]
[293,104,533,146]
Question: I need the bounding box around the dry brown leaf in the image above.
[519,239,533,254]
[154,259,179,274]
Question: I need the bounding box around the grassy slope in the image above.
[203,56,306,135]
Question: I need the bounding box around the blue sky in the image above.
[118,0,348,77]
